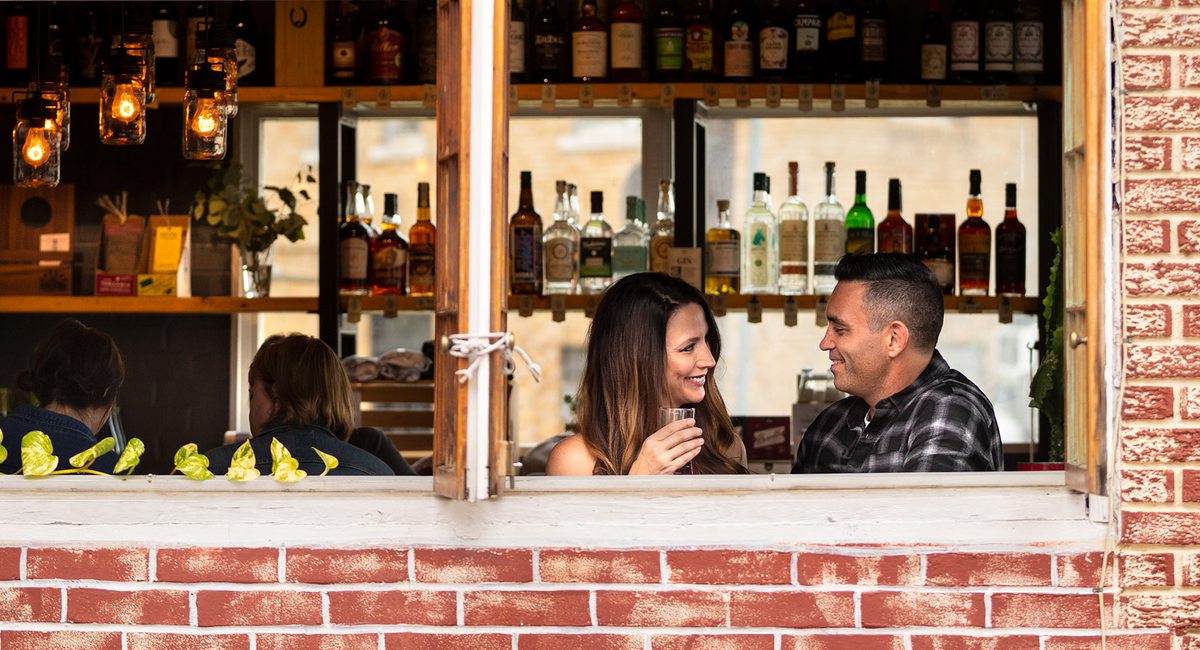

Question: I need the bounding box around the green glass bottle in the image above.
[845,170,875,255]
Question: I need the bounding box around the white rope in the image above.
[447,332,542,384]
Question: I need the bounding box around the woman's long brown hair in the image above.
[249,334,356,440]
[575,273,747,475]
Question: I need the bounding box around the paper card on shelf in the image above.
[703,84,720,107]
[617,83,633,107]
[865,79,881,108]
[383,294,399,318]
[517,294,534,317]
[541,84,557,111]
[981,85,1009,100]
[797,84,814,111]
[830,84,846,112]
[958,297,983,313]
[39,233,70,252]
[578,84,594,108]
[660,83,675,108]
[347,296,363,323]
[584,294,601,319]
[136,274,176,296]
[926,84,943,108]
[735,84,751,107]
[374,86,391,109]
[815,296,829,327]
[550,295,566,322]
[667,247,703,290]
[150,226,184,273]
[707,293,727,317]
[747,297,763,323]
[423,84,437,109]
[765,84,781,108]
[341,88,357,109]
[998,297,1014,324]
[783,297,798,327]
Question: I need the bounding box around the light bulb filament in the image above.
[191,101,220,137]
[112,86,143,123]
[21,127,51,168]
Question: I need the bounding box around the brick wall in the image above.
[1118,0,1200,645]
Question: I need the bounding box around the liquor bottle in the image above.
[152,2,181,86]
[4,3,30,87]
[920,0,948,83]
[950,0,980,83]
[825,2,859,83]
[957,169,991,295]
[368,0,408,84]
[983,0,1014,83]
[580,192,614,294]
[230,0,260,83]
[683,0,716,80]
[792,0,822,82]
[74,3,107,86]
[359,184,379,237]
[45,2,65,61]
[544,180,581,294]
[510,0,527,83]
[651,179,676,274]
[813,162,846,295]
[371,193,409,296]
[568,183,582,224]
[860,0,889,82]
[510,171,544,295]
[705,200,740,295]
[609,0,644,83]
[409,182,437,297]
[921,215,955,294]
[845,171,875,255]
[533,0,568,83]
[1013,0,1044,83]
[758,0,790,81]
[416,0,438,84]
[653,0,685,80]
[340,183,372,296]
[573,0,608,82]
[331,2,359,84]
[778,162,810,295]
[723,0,755,81]
[995,182,1026,296]
[877,179,913,253]
[742,173,777,295]
[613,197,650,281]
[185,1,208,70]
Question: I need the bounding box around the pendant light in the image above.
[13,91,62,188]
[204,24,239,118]
[182,63,229,160]
[99,47,148,145]
[116,12,156,104]
[40,60,71,152]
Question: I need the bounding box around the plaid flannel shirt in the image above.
[792,351,1003,473]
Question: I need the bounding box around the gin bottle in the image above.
[543,180,580,294]
[812,162,845,294]
[579,191,614,293]
[613,196,649,280]
[650,178,675,274]
[777,161,809,295]
[741,172,777,295]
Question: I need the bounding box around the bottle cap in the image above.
[969,169,982,194]
[590,191,603,213]
[753,172,768,191]
[520,170,532,186]
[855,170,867,193]
[717,199,730,211]
[788,161,798,174]
[384,193,399,215]
[1006,182,1017,205]
[888,179,901,211]
[556,179,566,192]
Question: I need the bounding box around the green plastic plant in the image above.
[190,163,313,254]
[1029,228,1065,463]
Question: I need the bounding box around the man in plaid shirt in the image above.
[792,254,1003,473]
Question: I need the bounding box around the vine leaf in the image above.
[174,443,200,468]
[174,444,214,481]
[226,439,261,481]
[21,431,59,476]
[114,438,146,475]
[69,438,116,469]
[270,438,307,483]
[313,448,339,477]
[0,427,7,467]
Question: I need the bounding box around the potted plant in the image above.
[190,163,313,298]
[1027,228,1065,469]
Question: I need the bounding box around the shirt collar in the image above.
[873,350,949,417]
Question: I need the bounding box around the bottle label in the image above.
[759,26,789,70]
[333,39,357,75]
[613,245,648,275]
[1014,21,1044,72]
[861,18,887,63]
[534,33,566,72]
[846,228,875,255]
[572,31,607,78]
[746,224,771,287]
[985,21,1014,70]
[510,21,526,74]
[655,27,685,71]
[813,219,846,261]
[950,21,980,71]
[409,247,436,286]
[827,13,855,43]
[545,238,577,282]
[925,259,954,289]
[579,237,613,278]
[779,220,807,265]
[794,15,820,52]
[724,22,753,77]
[706,240,740,277]
[685,26,714,72]
[921,43,948,80]
[995,230,1025,289]
[236,39,257,78]
[611,22,642,69]
[372,245,408,289]
[511,224,541,282]
[340,238,369,280]
[370,27,404,82]
[959,231,991,286]
[152,19,180,58]
[650,234,673,273]
[6,15,28,70]
[878,227,912,254]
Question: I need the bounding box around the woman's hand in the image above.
[629,418,704,475]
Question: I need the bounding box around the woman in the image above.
[0,319,124,474]
[547,273,748,475]
[204,334,393,476]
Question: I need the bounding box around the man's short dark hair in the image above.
[834,253,944,351]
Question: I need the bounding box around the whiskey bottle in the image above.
[845,170,875,255]
[367,0,408,84]
[742,173,777,295]
[920,0,947,82]
[995,182,1026,296]
[330,2,358,84]
[825,2,859,83]
[580,191,614,294]
[792,0,822,82]
[613,196,649,281]
[371,193,409,296]
[983,0,1014,83]
[723,0,756,81]
[921,215,955,294]
[650,179,675,274]
[705,200,740,294]
[778,161,809,295]
[416,0,437,84]
[812,162,846,294]
[683,0,716,80]
[860,0,889,82]
[572,0,608,82]
[653,0,685,80]
[610,0,644,82]
[758,0,790,81]
[409,182,436,297]
[950,0,980,83]
[339,182,372,296]
[510,171,544,295]
[877,179,913,254]
[957,169,991,295]
[1013,0,1044,83]
[544,180,580,294]
[532,0,568,83]
[510,0,527,83]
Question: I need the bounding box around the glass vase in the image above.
[239,246,273,298]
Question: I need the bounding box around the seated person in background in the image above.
[793,254,1002,473]
[204,334,393,476]
[0,319,124,474]
[547,273,748,475]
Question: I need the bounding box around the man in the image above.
[793,253,1003,473]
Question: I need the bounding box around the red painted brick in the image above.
[256,634,379,650]
[127,634,251,650]
[157,547,277,583]
[1057,552,1108,588]
[667,550,791,585]
[925,553,1052,587]
[795,553,920,585]
[1122,427,1200,462]
[539,549,659,583]
[1184,553,1200,585]
[1184,387,1200,419]
[1043,634,1172,650]
[1125,137,1171,170]
[1121,469,1175,503]
[1181,221,1200,253]
[1126,344,1200,377]
[0,548,19,581]
[1124,304,1172,338]
[1121,593,1200,628]
[1125,97,1200,131]
[287,548,408,584]
[1125,220,1172,254]
[328,589,456,626]
[1186,635,1200,650]
[1122,386,1175,420]
[910,636,1040,650]
[1123,55,1172,89]
[861,591,984,627]
[1122,13,1200,48]
[1119,0,1169,7]
[1120,553,1175,587]
[1184,55,1200,88]
[782,636,905,650]
[26,547,149,581]
[196,589,323,627]
[414,548,532,583]
[730,591,855,628]
[1124,510,1200,545]
[0,587,61,622]
[597,590,728,627]
[1127,179,1200,213]
[1184,469,1200,501]
[67,588,189,625]
[385,633,511,650]
[651,635,775,650]
[519,634,643,650]
[991,593,1111,628]
[1184,137,1200,170]
[464,590,590,626]
[1185,304,1200,337]
[0,631,122,650]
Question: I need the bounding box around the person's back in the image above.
[205,423,393,476]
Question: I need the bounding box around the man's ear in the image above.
[885,320,910,358]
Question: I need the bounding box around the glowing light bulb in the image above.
[21,126,52,168]
[190,100,221,137]
[112,85,143,123]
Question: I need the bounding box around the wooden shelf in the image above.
[0,296,317,314]
[507,294,1040,316]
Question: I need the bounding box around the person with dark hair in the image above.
[793,253,1003,473]
[0,319,125,474]
[547,273,748,475]
[204,334,393,476]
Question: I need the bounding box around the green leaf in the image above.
[175,443,200,468]
[0,427,6,466]
[69,437,116,469]
[114,438,145,474]
[227,439,260,481]
[313,448,339,477]
[269,438,307,482]
[21,430,59,476]
[177,454,215,481]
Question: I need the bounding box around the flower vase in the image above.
[239,246,273,298]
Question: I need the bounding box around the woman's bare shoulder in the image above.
[545,434,597,476]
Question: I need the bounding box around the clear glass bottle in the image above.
[845,170,875,255]
[99,48,148,145]
[812,162,845,294]
[182,63,228,160]
[741,172,777,295]
[877,178,913,254]
[651,178,675,274]
[409,182,436,297]
[580,191,614,294]
[613,196,649,281]
[543,180,580,295]
[510,171,544,295]
[13,95,62,188]
[371,192,409,295]
[995,182,1027,296]
[777,161,809,295]
[705,199,740,294]
[957,169,991,295]
[339,181,371,296]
